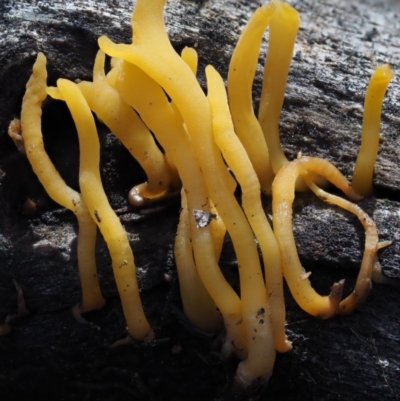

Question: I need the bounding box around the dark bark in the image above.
[0,1,399,400]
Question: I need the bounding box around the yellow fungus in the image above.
[56,78,153,341]
[174,189,223,332]
[20,53,105,314]
[14,0,396,391]
[108,59,242,346]
[303,174,389,314]
[49,50,174,208]
[167,46,199,126]
[227,2,276,193]
[100,1,280,383]
[100,0,287,384]
[207,65,276,384]
[272,156,362,319]
[258,0,300,175]
[181,46,198,74]
[352,64,394,195]
[207,64,291,354]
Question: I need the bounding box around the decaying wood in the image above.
[0,0,399,400]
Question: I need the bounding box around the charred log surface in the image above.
[0,0,399,400]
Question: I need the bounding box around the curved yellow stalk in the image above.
[303,175,389,314]
[174,189,223,332]
[209,199,226,262]
[170,46,199,125]
[207,64,291,354]
[21,53,105,314]
[180,46,229,259]
[272,156,363,318]
[57,78,153,341]
[227,2,276,193]
[181,46,228,261]
[110,60,238,343]
[99,0,277,386]
[258,1,300,175]
[352,64,394,195]
[50,50,173,208]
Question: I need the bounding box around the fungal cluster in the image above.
[13,0,394,389]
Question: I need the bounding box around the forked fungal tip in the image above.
[326,279,345,313]
[338,279,372,316]
[332,279,345,295]
[377,240,392,250]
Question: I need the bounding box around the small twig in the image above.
[350,327,363,343]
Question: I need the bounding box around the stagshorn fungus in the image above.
[11,0,395,390]
[20,53,105,316]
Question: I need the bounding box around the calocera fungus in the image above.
[20,53,105,315]
[227,2,276,194]
[352,64,394,195]
[47,50,177,209]
[14,0,395,391]
[207,64,290,353]
[106,57,245,351]
[258,0,300,175]
[99,0,281,385]
[303,173,392,315]
[174,188,223,333]
[56,78,154,341]
[273,157,352,318]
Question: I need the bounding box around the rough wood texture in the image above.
[0,0,399,400]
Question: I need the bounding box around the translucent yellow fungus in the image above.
[181,46,198,74]
[48,50,174,208]
[15,0,395,391]
[171,46,199,125]
[20,53,105,314]
[56,78,153,341]
[302,174,390,314]
[207,65,276,384]
[174,189,223,332]
[272,156,362,318]
[108,59,242,346]
[207,64,291,354]
[100,0,278,384]
[227,2,276,193]
[352,64,394,195]
[258,0,300,175]
[173,46,224,332]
